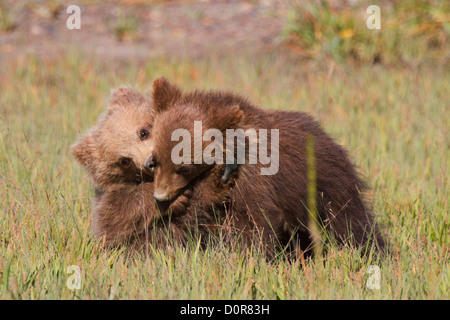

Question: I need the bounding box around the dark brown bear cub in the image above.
[148,78,386,256]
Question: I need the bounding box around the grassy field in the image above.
[0,50,448,299]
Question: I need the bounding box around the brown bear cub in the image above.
[72,87,215,249]
[147,78,386,256]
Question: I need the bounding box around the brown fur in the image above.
[72,81,386,258]
[92,183,217,249]
[72,86,155,190]
[72,86,234,250]
[72,87,190,247]
[149,78,386,256]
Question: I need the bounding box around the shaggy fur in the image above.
[72,86,155,190]
[72,80,385,257]
[72,87,184,247]
[149,78,386,256]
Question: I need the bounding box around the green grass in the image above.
[0,51,448,299]
[284,0,449,65]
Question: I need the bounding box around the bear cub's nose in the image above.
[144,154,156,172]
[153,190,170,202]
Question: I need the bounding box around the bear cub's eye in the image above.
[119,157,132,168]
[139,129,150,140]
[176,165,192,176]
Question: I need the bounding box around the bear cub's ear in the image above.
[72,134,97,168]
[217,105,244,130]
[110,86,145,108]
[151,77,182,114]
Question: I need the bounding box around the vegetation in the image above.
[0,0,448,299]
[0,51,447,299]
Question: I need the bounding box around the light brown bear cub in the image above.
[72,87,154,190]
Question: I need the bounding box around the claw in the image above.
[221,162,238,184]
